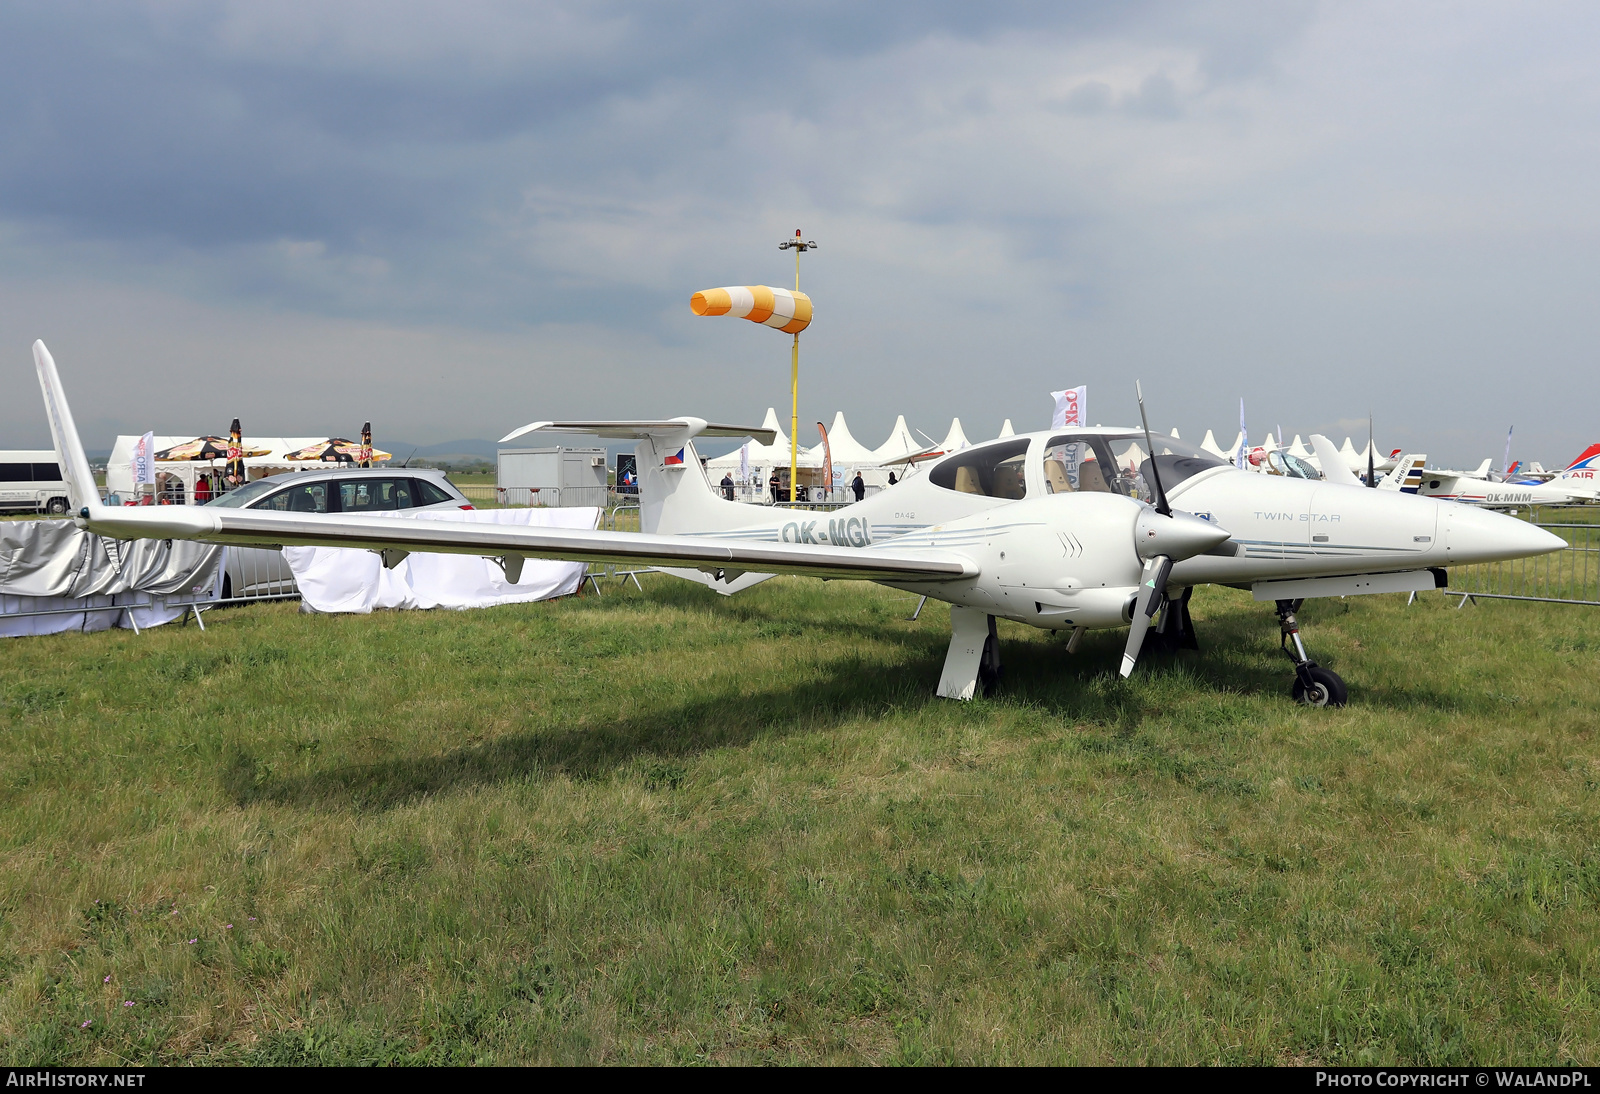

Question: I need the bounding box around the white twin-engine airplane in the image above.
[35,341,1561,707]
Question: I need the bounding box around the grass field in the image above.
[2,575,1598,1065]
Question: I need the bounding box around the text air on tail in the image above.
[32,340,99,515]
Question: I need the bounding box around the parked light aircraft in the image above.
[1410,456,1589,507]
[35,341,1563,706]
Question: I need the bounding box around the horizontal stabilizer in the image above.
[500,418,777,445]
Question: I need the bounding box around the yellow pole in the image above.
[790,244,801,503]
[790,334,799,502]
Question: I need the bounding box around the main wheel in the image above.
[977,629,1003,697]
[1292,666,1348,708]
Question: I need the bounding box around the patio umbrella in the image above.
[284,439,393,463]
[153,436,271,461]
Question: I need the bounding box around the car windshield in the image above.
[206,478,286,508]
[1042,432,1229,503]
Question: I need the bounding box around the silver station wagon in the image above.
[206,467,473,598]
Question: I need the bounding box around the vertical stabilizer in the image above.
[636,436,764,537]
[1310,434,1362,488]
[32,340,100,513]
[1378,454,1426,493]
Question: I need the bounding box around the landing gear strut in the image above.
[1276,598,1347,707]
[937,606,1003,700]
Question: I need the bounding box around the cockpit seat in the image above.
[1043,459,1072,494]
[1078,460,1110,493]
[953,465,984,495]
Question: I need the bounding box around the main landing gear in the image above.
[938,606,1002,700]
[1276,598,1347,707]
[1151,586,1200,655]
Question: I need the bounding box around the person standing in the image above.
[888,471,898,486]
[720,471,735,501]
[768,469,781,501]
[851,471,866,502]
[194,473,212,504]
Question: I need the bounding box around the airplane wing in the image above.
[33,340,971,585]
[80,505,979,584]
[500,418,777,445]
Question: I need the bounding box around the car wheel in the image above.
[45,497,69,515]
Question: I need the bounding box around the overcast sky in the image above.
[1,1,1595,467]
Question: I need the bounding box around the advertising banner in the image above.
[1050,386,1086,430]
[132,432,155,486]
[615,453,638,494]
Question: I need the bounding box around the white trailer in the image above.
[497,447,608,507]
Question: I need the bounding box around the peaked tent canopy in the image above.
[870,415,923,464]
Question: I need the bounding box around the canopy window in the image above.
[929,439,1031,500]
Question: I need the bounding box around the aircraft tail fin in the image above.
[636,435,765,537]
[1378,454,1426,493]
[1470,457,1493,478]
[32,340,100,514]
[1561,443,1600,474]
[1309,434,1361,487]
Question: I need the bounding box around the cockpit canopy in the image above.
[925,431,1230,504]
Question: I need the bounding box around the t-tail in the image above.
[1377,454,1426,494]
[32,340,101,516]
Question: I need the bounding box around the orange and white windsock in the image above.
[690,285,812,335]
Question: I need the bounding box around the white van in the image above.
[0,451,71,515]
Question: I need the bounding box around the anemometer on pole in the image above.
[691,230,816,502]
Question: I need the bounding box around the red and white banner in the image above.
[1050,386,1086,430]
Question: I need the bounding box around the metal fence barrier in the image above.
[1444,504,1600,607]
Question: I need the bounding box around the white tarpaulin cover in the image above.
[285,506,601,614]
[0,519,224,637]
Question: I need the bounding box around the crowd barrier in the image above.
[1438,505,1600,607]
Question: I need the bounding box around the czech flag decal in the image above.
[664,447,685,466]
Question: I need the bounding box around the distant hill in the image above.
[383,439,501,464]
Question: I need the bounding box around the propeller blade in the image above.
[1135,380,1171,516]
[1119,554,1173,677]
[1367,414,1376,488]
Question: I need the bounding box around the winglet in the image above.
[32,340,100,515]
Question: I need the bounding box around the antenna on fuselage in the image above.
[1135,380,1171,517]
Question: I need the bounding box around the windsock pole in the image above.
[791,243,800,503]
[790,334,800,502]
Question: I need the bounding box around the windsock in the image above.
[690,285,812,335]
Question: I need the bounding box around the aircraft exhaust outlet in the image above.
[1134,509,1232,562]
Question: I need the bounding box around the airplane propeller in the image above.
[1367,414,1376,488]
[1121,381,1186,678]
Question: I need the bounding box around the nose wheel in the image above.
[1276,599,1348,707]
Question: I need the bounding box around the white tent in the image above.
[998,419,1015,438]
[1199,430,1228,460]
[818,412,878,464]
[1169,428,1180,439]
[1288,435,1311,460]
[705,408,812,470]
[869,415,923,464]
[106,434,336,497]
[937,418,971,452]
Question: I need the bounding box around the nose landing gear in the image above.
[1276,598,1347,707]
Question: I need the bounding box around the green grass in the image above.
[2,577,1598,1065]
